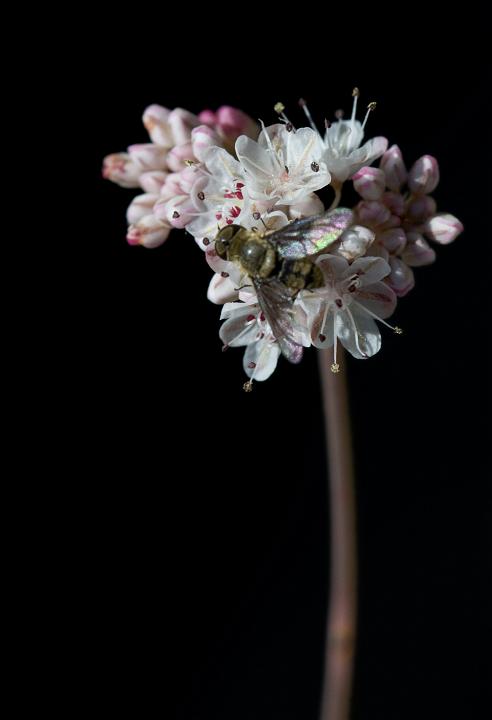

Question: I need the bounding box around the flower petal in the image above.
[243,340,281,381]
[349,256,391,285]
[337,308,381,359]
[207,273,239,305]
[355,281,397,319]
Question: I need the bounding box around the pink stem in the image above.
[318,347,357,720]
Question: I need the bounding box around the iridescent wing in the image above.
[253,277,303,364]
[268,207,353,259]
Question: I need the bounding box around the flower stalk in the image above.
[318,347,357,720]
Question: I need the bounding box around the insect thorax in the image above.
[229,231,276,278]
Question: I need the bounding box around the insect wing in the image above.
[254,278,303,364]
[271,207,353,259]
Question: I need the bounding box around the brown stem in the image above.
[318,347,357,720]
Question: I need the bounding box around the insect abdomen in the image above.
[277,259,322,290]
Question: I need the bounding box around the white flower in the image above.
[186,146,290,248]
[300,255,398,368]
[235,123,330,205]
[299,93,388,183]
[219,302,281,387]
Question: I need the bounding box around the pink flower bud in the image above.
[207,273,238,304]
[378,228,407,254]
[142,105,173,147]
[198,109,217,126]
[380,145,407,192]
[126,194,158,225]
[168,108,200,146]
[406,195,437,223]
[166,143,194,172]
[356,201,391,227]
[408,155,439,194]
[384,214,402,229]
[126,215,171,249]
[401,231,436,267]
[352,167,385,200]
[191,125,221,162]
[386,257,415,297]
[336,225,375,260]
[423,213,464,244]
[102,153,141,188]
[128,143,167,171]
[139,170,168,194]
[216,106,258,140]
[382,191,405,217]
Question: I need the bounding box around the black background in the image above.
[88,18,490,720]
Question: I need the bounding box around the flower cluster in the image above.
[104,90,462,389]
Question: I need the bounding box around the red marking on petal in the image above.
[216,213,222,220]
[248,362,256,369]
[246,314,255,322]
[259,312,265,322]
[235,191,243,200]
[236,182,244,189]
[319,334,326,342]
[226,219,233,225]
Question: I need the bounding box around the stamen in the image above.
[243,380,253,392]
[221,271,229,278]
[259,119,281,169]
[335,109,345,120]
[352,299,402,333]
[362,101,377,130]
[202,237,210,246]
[172,211,180,218]
[274,101,295,129]
[351,87,360,124]
[197,191,205,201]
[311,161,320,172]
[298,98,322,137]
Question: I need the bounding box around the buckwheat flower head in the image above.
[104,92,462,388]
